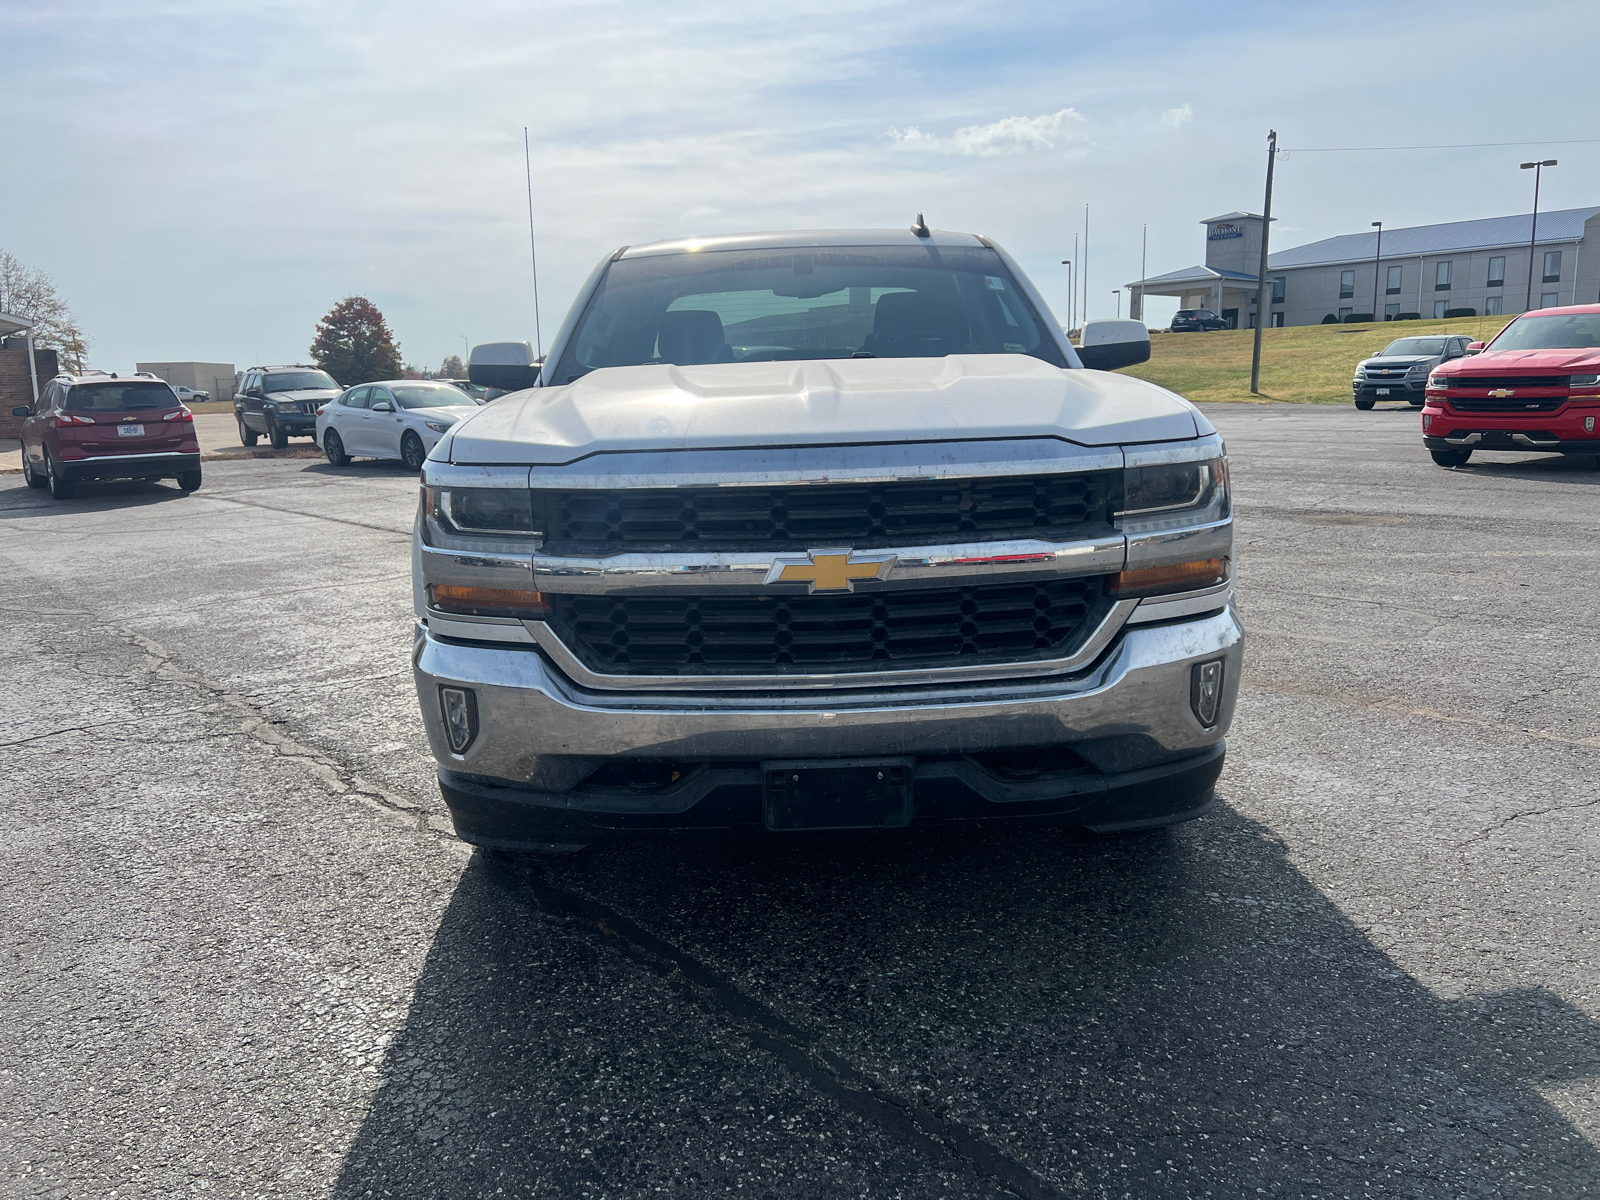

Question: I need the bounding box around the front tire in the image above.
[22,451,45,489]
[323,428,349,466]
[238,416,258,447]
[46,451,75,499]
[176,469,202,492]
[267,416,288,449]
[1354,398,1375,411]
[400,431,427,471]
[1431,448,1472,467]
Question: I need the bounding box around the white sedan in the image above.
[316,380,482,470]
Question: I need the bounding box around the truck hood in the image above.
[1449,348,1600,375]
[1358,355,1434,370]
[446,355,1199,465]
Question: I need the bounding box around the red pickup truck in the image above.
[1421,305,1600,467]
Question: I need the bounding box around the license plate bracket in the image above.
[762,757,914,832]
[118,424,145,437]
[1375,388,1390,396]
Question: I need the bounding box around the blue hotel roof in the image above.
[1267,205,1600,269]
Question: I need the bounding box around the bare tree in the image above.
[0,250,89,372]
[439,354,465,379]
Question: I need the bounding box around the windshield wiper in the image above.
[851,351,878,358]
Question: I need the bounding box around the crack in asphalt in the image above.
[191,492,412,538]
[491,853,1071,1200]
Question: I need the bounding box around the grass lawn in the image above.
[187,400,238,415]
[1120,314,1516,405]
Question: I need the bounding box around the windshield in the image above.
[552,244,1065,385]
[447,380,489,402]
[264,371,337,392]
[1488,313,1600,351]
[392,384,476,410]
[64,381,178,411]
[1380,338,1446,356]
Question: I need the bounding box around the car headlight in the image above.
[1427,374,1449,389]
[1570,373,1600,388]
[422,486,540,538]
[424,420,453,433]
[1117,455,1230,533]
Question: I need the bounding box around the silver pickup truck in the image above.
[411,227,1241,852]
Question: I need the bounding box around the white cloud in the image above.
[681,206,723,219]
[890,108,1086,156]
[1161,104,1193,129]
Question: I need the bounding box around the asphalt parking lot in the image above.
[2,402,1597,1199]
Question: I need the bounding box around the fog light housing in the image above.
[438,686,478,753]
[1422,414,1432,431]
[1191,660,1224,728]
[1586,416,1596,433]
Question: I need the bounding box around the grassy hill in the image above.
[1120,313,1515,405]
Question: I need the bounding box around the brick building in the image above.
[0,313,56,440]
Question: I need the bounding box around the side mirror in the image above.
[1076,319,1152,371]
[1465,341,1486,355]
[12,406,30,417]
[469,341,541,391]
[371,400,393,413]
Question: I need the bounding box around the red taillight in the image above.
[49,414,95,427]
[163,408,194,422]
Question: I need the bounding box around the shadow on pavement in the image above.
[332,803,1599,1197]
[0,477,197,516]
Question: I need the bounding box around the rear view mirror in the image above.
[371,400,393,413]
[1076,319,1152,371]
[11,406,29,417]
[1466,341,1486,355]
[469,341,541,392]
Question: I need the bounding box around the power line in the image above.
[1280,137,1600,154]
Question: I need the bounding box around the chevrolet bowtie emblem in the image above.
[1488,388,1515,398]
[764,548,896,593]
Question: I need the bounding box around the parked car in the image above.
[14,371,200,499]
[411,225,1240,854]
[171,384,210,404]
[1352,335,1473,410]
[234,365,341,448]
[442,379,492,403]
[1170,309,1227,332]
[316,380,482,470]
[1421,304,1600,467]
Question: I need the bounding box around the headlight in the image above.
[1117,455,1229,533]
[1570,374,1600,388]
[424,420,453,433]
[422,486,539,537]
[1427,374,1449,389]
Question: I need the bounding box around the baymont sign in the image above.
[1208,223,1244,241]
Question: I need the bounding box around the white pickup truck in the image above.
[410,226,1241,852]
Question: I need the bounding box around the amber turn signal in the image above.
[428,584,550,619]
[1111,558,1228,598]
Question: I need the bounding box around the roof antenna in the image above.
[910,212,931,238]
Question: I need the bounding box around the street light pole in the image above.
[1061,261,1074,338]
[1521,159,1557,311]
[1113,290,1122,319]
[1370,222,1383,322]
[1249,129,1277,395]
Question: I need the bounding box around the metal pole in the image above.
[1060,261,1072,338]
[1249,129,1277,395]
[1072,234,1079,331]
[1371,222,1383,321]
[1114,290,1121,319]
[1139,223,1147,323]
[1083,204,1090,324]
[1521,159,1555,310]
[524,127,543,357]
[25,330,39,404]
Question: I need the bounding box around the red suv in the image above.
[1422,305,1600,467]
[14,372,202,499]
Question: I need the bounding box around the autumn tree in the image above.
[310,296,402,385]
[0,250,89,371]
[439,354,464,379]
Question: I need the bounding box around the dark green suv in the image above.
[234,365,341,448]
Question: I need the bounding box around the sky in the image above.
[4,0,1600,375]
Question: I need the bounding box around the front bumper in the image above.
[60,451,200,481]
[412,605,1243,846]
[1422,399,1600,453]
[1354,379,1426,402]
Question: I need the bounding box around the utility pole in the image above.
[1521,159,1557,310]
[1113,290,1122,318]
[1249,129,1277,395]
[1139,223,1147,323]
[1071,234,1079,331]
[1371,221,1384,321]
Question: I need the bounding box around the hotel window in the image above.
[1271,277,1285,304]
[1435,261,1452,291]
[1486,256,1505,288]
[1485,296,1502,315]
[1543,250,1562,283]
[1386,265,1402,294]
[1339,270,1355,299]
[1271,312,1284,328]
[1384,303,1400,320]
[1338,306,1353,321]
[1434,300,1448,318]
[1541,292,1559,309]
